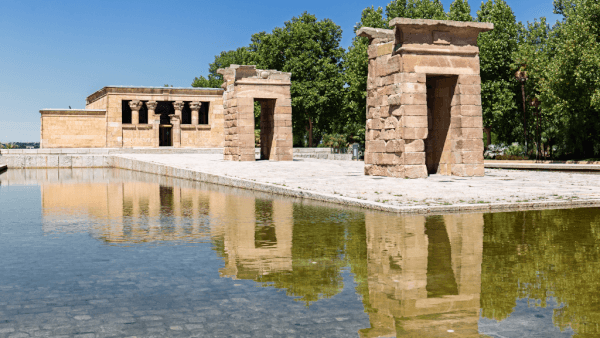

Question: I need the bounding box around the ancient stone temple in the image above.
[358,18,493,178]
[217,65,293,161]
[40,86,224,148]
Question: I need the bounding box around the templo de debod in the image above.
[40,86,225,149]
[359,18,493,178]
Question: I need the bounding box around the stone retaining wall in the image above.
[0,147,354,168]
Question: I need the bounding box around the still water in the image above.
[0,169,597,337]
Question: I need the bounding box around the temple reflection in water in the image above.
[0,169,484,336]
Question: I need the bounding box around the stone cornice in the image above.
[40,109,106,116]
[86,86,224,106]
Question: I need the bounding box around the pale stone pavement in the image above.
[116,154,600,209]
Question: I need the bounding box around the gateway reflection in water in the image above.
[0,169,589,337]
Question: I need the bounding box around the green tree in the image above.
[513,18,555,157]
[252,12,346,147]
[342,7,387,145]
[476,0,520,145]
[191,47,257,88]
[385,0,408,19]
[535,0,600,158]
[405,0,448,20]
[448,0,473,21]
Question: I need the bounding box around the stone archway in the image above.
[217,65,293,161]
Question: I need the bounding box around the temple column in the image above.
[173,101,184,148]
[190,102,201,125]
[147,101,159,147]
[129,100,143,125]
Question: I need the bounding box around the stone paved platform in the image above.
[113,154,600,214]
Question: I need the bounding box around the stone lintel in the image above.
[389,18,493,32]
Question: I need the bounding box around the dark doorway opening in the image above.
[156,101,174,147]
[200,102,210,124]
[254,99,276,160]
[139,102,148,124]
[425,216,459,298]
[122,100,132,124]
[254,199,276,248]
[181,102,192,125]
[425,75,458,175]
[159,126,172,147]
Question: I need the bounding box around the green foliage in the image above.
[1,142,17,149]
[476,0,520,143]
[481,209,600,335]
[320,133,349,149]
[342,7,386,146]
[404,0,448,20]
[191,47,257,89]
[535,0,600,157]
[448,0,473,21]
[252,12,346,147]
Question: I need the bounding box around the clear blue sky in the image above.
[0,0,561,142]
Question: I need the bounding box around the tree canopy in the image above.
[192,0,600,158]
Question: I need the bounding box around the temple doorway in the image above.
[254,98,276,160]
[425,75,458,175]
[159,111,172,147]
[159,126,172,147]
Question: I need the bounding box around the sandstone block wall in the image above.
[40,110,107,148]
[86,87,224,148]
[218,65,293,161]
[358,18,492,178]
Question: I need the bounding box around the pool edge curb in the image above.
[111,155,600,215]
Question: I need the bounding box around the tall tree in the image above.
[476,0,520,145]
[253,12,346,147]
[535,0,600,157]
[342,7,387,144]
[191,47,257,88]
[448,0,473,21]
[513,18,554,157]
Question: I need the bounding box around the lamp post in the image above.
[529,97,541,160]
[515,67,528,156]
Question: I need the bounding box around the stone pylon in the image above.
[217,65,293,161]
[359,18,493,178]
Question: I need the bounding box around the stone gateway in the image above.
[358,18,493,178]
[218,65,293,162]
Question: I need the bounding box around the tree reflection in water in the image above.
[7,168,598,336]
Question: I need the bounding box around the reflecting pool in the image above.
[0,169,598,337]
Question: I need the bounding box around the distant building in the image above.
[40,86,224,148]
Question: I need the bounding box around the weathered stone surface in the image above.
[356,27,394,41]
[404,139,425,152]
[404,165,428,178]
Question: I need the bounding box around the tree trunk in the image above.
[305,118,313,147]
[483,127,492,150]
